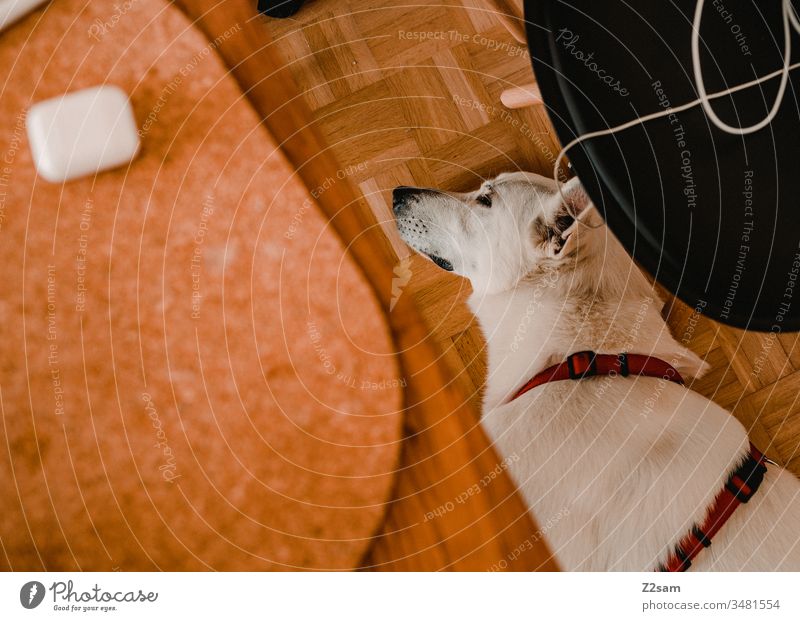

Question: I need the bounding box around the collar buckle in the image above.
[566,350,598,380]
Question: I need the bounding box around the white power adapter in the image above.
[26,85,141,183]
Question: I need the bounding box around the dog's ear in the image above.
[545,177,600,258]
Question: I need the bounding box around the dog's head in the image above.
[393,172,602,295]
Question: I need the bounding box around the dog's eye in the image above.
[476,194,492,208]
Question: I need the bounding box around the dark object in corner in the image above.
[258,0,306,18]
[524,0,800,331]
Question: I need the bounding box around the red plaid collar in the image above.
[509,350,683,402]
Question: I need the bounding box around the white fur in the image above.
[395,172,800,571]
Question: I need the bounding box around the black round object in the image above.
[257,0,307,18]
[525,0,800,331]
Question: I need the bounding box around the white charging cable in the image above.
[555,0,800,224]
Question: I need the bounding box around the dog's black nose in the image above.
[392,186,419,215]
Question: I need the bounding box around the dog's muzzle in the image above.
[392,186,429,216]
[393,186,455,272]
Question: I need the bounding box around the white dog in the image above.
[394,172,800,571]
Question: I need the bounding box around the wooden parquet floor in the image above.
[268,0,800,480]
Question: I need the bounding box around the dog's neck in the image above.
[469,266,701,411]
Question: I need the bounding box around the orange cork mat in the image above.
[0,0,402,570]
